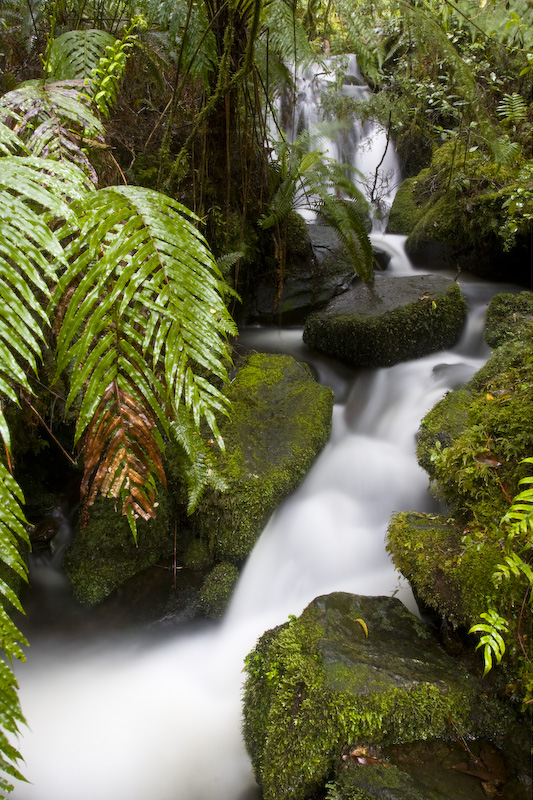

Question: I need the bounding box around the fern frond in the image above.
[497,93,528,125]
[53,185,236,533]
[0,156,90,448]
[46,29,116,81]
[170,406,227,514]
[261,133,373,280]
[88,25,137,117]
[0,461,29,793]
[263,0,317,68]
[0,122,27,157]
[0,81,104,180]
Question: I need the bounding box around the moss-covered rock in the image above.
[303,275,467,367]
[484,291,533,348]
[241,217,359,325]
[385,174,427,236]
[388,326,533,702]
[64,491,171,605]
[199,562,239,618]
[243,592,503,800]
[386,144,531,285]
[387,512,501,627]
[416,328,533,525]
[191,353,334,562]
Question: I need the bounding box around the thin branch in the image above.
[26,401,78,466]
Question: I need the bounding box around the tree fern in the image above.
[52,185,237,535]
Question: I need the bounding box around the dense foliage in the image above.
[0,0,531,792]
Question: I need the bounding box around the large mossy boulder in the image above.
[243,592,504,800]
[190,353,334,562]
[387,512,502,627]
[388,319,533,701]
[64,490,171,605]
[386,144,531,285]
[416,326,533,526]
[303,274,467,367]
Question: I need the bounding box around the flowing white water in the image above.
[12,249,501,800]
[10,59,512,799]
[282,55,401,228]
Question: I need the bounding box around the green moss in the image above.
[191,353,333,562]
[243,593,488,800]
[389,142,531,282]
[330,761,436,800]
[386,174,428,235]
[485,291,533,348]
[387,512,501,627]
[303,281,467,367]
[64,490,171,605]
[199,562,239,618]
[416,329,533,525]
[183,538,211,570]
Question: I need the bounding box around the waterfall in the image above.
[10,59,507,800]
[280,54,401,229]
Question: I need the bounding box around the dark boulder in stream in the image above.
[243,592,518,800]
[303,274,467,367]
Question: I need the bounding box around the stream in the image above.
[9,59,523,799]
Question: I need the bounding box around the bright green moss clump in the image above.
[416,328,533,526]
[387,512,502,626]
[191,353,334,562]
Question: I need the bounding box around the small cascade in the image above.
[279,56,402,228]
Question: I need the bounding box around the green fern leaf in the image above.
[0,156,90,448]
[47,29,116,81]
[170,406,228,514]
[0,463,29,792]
[0,81,104,180]
[53,185,236,531]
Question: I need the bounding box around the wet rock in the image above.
[243,592,503,800]
[330,737,530,800]
[242,218,358,325]
[191,353,334,562]
[64,489,171,606]
[303,274,467,367]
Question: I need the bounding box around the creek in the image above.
[10,60,522,800]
